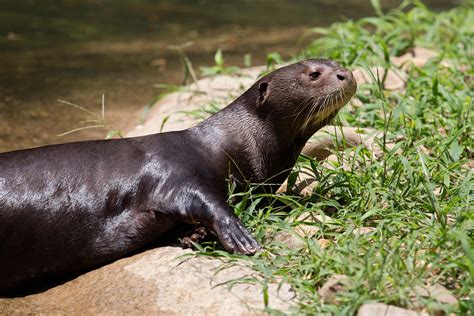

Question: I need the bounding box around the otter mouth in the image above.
[303,83,357,129]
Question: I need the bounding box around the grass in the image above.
[163,1,473,314]
[57,95,122,139]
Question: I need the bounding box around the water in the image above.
[0,0,459,152]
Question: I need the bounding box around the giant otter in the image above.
[0,58,356,292]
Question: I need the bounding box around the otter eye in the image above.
[309,71,321,80]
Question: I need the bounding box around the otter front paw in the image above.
[213,216,262,255]
[180,226,208,249]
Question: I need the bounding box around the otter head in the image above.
[255,58,357,139]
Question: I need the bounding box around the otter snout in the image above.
[333,67,357,94]
[335,68,354,82]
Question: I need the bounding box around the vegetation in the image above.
[57,96,122,139]
[185,1,473,314]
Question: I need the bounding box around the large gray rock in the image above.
[0,247,294,315]
[357,303,428,316]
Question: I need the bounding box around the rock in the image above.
[357,303,428,316]
[298,213,333,225]
[276,168,317,196]
[317,239,331,248]
[294,221,321,238]
[272,233,331,251]
[302,126,367,161]
[352,227,376,235]
[273,213,336,249]
[274,231,306,249]
[411,284,458,306]
[469,160,474,169]
[391,47,438,69]
[0,247,294,315]
[317,274,349,301]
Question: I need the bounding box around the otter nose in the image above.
[335,68,353,81]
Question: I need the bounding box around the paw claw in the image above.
[213,216,262,255]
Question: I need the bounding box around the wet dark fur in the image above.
[0,59,356,293]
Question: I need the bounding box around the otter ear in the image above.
[258,82,269,106]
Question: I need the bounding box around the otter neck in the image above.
[194,97,318,186]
